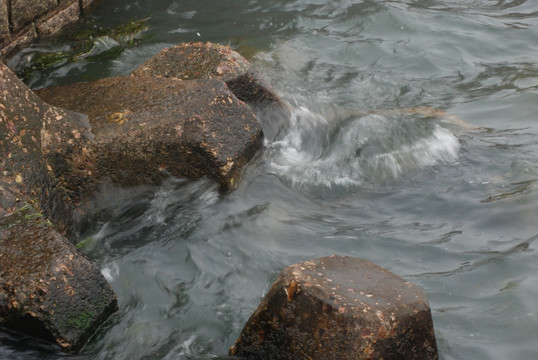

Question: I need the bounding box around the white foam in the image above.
[267,107,461,189]
[101,261,120,282]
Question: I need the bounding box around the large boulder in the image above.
[131,42,291,140]
[0,206,118,352]
[36,75,263,193]
[0,62,117,351]
[231,255,438,360]
[0,61,90,232]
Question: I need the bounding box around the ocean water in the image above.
[4,0,538,359]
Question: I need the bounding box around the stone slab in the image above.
[0,208,118,352]
[0,58,118,354]
[11,0,57,33]
[36,1,80,38]
[131,42,291,140]
[0,25,37,57]
[0,62,89,231]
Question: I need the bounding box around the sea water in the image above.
[4,0,538,359]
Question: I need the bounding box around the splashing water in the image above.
[267,106,461,190]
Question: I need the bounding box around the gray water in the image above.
[4,0,538,359]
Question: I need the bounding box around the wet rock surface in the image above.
[0,61,89,232]
[231,255,438,360]
[0,1,8,42]
[1,42,276,353]
[0,61,117,351]
[36,75,263,192]
[0,207,118,352]
[11,0,57,33]
[131,42,291,140]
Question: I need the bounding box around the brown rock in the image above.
[0,61,90,232]
[0,0,8,46]
[0,206,118,352]
[36,75,263,192]
[231,255,438,360]
[132,42,251,83]
[131,42,291,140]
[0,62,118,352]
[36,1,80,38]
[0,25,36,58]
[11,0,57,32]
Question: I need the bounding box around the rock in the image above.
[0,61,91,232]
[11,0,57,33]
[0,206,118,352]
[36,1,80,38]
[0,0,8,46]
[131,41,251,83]
[0,61,117,351]
[131,42,291,140]
[36,75,263,192]
[0,0,99,58]
[230,255,438,360]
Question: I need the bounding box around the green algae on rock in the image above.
[0,209,118,352]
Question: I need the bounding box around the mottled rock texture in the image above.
[131,42,291,140]
[11,0,57,32]
[0,62,117,352]
[36,76,263,192]
[0,61,90,232]
[0,206,118,352]
[231,255,438,360]
[36,1,80,38]
[1,41,274,353]
[0,0,95,57]
[0,0,8,44]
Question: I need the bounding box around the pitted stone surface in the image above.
[1,62,117,352]
[131,42,291,140]
[231,255,438,360]
[0,211,118,352]
[36,75,263,192]
[11,0,57,32]
[0,0,8,44]
[0,61,89,231]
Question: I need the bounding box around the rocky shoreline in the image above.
[1,42,438,358]
[0,41,284,352]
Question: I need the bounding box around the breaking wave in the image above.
[266,106,461,189]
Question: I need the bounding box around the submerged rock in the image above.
[131,42,291,140]
[231,255,438,360]
[5,15,149,77]
[0,61,117,351]
[36,75,263,192]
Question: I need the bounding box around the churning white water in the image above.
[267,106,461,189]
